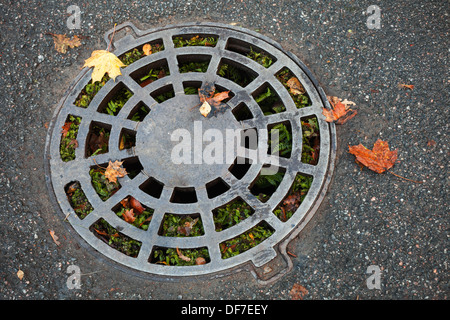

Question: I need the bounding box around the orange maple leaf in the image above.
[104,160,127,183]
[323,96,357,124]
[348,139,398,174]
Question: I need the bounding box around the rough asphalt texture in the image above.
[0,0,448,300]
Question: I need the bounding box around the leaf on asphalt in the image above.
[176,247,191,262]
[143,43,152,56]
[49,229,61,246]
[286,77,306,95]
[104,160,127,183]
[348,139,398,174]
[197,82,230,118]
[17,269,24,281]
[323,96,357,124]
[398,83,414,90]
[49,33,81,54]
[290,283,308,300]
[83,50,126,83]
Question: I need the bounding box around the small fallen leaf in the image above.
[122,209,136,224]
[348,139,398,174]
[398,83,414,90]
[323,96,357,124]
[83,50,126,83]
[61,122,72,138]
[49,33,81,53]
[104,160,127,183]
[129,196,145,214]
[143,43,152,56]
[286,77,305,95]
[197,82,230,117]
[195,257,206,265]
[49,229,61,246]
[290,283,308,300]
[176,247,191,262]
[199,101,212,117]
[17,269,24,281]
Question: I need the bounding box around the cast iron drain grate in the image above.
[45,22,336,281]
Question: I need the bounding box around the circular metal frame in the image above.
[44,22,336,280]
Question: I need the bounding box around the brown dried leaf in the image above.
[398,83,414,90]
[286,77,305,95]
[50,33,81,53]
[129,196,145,214]
[122,209,135,224]
[49,229,61,246]
[143,43,152,56]
[176,247,191,262]
[290,283,308,300]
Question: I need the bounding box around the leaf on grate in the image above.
[286,77,305,95]
[122,209,136,224]
[83,50,126,83]
[176,247,191,262]
[129,196,145,214]
[104,160,127,183]
[197,82,230,118]
[49,33,82,54]
[348,139,398,174]
[143,43,152,56]
[322,96,357,124]
[289,283,308,300]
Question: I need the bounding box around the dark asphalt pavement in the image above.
[0,0,448,300]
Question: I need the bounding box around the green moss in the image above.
[218,63,255,87]
[220,223,273,259]
[301,117,320,165]
[254,87,286,115]
[75,75,110,108]
[246,47,273,68]
[91,218,141,257]
[273,174,313,222]
[179,61,209,73]
[104,87,133,116]
[276,68,311,109]
[89,167,120,201]
[160,214,204,237]
[173,35,218,47]
[151,247,210,266]
[60,115,81,162]
[65,181,93,219]
[213,199,253,231]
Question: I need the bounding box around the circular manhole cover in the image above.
[45,22,336,280]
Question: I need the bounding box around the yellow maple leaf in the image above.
[83,50,126,83]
